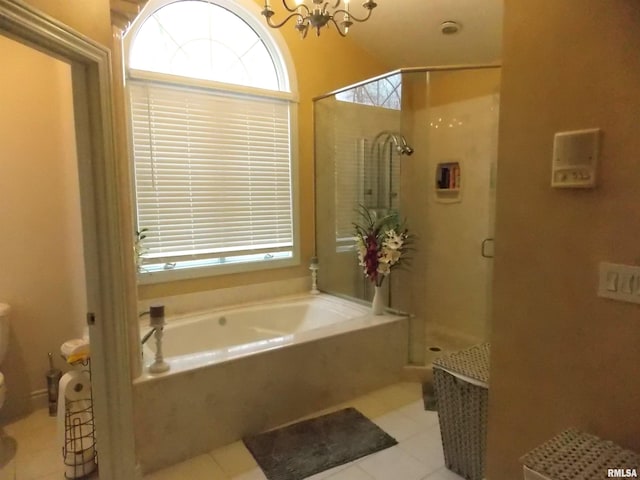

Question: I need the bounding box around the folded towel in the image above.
[61,338,90,364]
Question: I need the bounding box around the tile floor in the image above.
[1,382,464,480]
[0,407,98,480]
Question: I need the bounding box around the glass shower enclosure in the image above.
[314,66,501,365]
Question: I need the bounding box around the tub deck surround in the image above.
[133,293,409,473]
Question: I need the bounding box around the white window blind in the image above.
[130,80,293,271]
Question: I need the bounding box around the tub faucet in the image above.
[141,327,158,345]
[139,305,165,325]
[139,304,170,374]
[139,306,164,345]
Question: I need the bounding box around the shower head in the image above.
[372,130,414,156]
[393,133,414,156]
[396,144,414,156]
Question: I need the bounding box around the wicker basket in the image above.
[520,428,640,480]
[433,343,490,480]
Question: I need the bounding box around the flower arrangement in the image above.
[353,206,410,287]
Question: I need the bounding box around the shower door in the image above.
[314,67,500,365]
[394,68,500,361]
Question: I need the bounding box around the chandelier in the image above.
[261,0,378,38]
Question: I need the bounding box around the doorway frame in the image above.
[0,1,137,478]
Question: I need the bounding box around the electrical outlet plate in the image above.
[597,262,640,304]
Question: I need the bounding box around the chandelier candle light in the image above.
[261,0,378,38]
[354,206,411,315]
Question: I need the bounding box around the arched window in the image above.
[125,0,298,281]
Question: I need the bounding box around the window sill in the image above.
[137,256,300,285]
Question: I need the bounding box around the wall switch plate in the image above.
[598,262,640,304]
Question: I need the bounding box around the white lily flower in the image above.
[381,248,401,265]
[377,262,390,275]
[384,229,404,250]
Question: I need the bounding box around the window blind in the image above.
[129,80,293,270]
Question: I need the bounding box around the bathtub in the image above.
[134,293,409,473]
[141,294,394,371]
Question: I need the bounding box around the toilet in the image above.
[0,303,10,411]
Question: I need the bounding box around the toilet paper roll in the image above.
[65,455,96,479]
[59,370,91,402]
[57,370,92,450]
[64,436,96,479]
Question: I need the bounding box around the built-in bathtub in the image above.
[133,293,409,473]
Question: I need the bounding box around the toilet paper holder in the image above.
[60,360,97,479]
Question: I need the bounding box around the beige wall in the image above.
[487,2,640,478]
[0,35,87,420]
[138,1,388,299]
[25,0,113,46]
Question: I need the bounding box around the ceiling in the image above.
[110,0,504,68]
[346,0,504,69]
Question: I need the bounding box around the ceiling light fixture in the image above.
[261,0,378,38]
[440,21,461,35]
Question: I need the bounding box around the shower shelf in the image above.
[435,161,462,203]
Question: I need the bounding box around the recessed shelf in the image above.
[435,161,462,203]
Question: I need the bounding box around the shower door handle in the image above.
[481,238,494,258]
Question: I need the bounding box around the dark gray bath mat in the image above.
[243,407,397,480]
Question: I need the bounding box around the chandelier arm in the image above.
[265,11,307,29]
[263,0,375,36]
[332,7,373,23]
[301,22,310,38]
[328,16,349,37]
[322,1,340,12]
[282,0,309,14]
